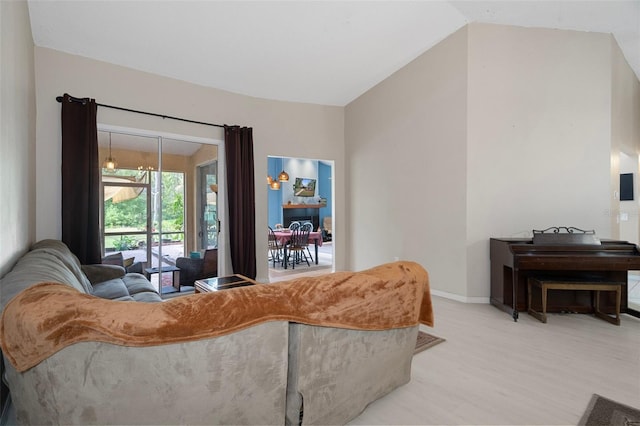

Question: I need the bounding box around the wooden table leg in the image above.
[615,286,621,324]
[540,283,548,323]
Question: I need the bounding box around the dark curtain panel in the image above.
[224,125,257,279]
[61,93,102,264]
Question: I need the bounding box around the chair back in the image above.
[300,222,313,247]
[202,248,218,276]
[289,221,301,231]
[290,223,311,249]
[268,227,280,249]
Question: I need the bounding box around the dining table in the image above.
[273,230,323,269]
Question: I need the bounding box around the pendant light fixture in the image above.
[267,157,286,189]
[103,133,117,171]
[278,170,289,182]
[268,157,280,189]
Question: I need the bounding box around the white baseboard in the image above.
[431,289,490,304]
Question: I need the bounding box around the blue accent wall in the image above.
[319,161,332,231]
[268,157,332,232]
[267,157,283,228]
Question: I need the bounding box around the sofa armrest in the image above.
[286,324,417,425]
[81,264,126,284]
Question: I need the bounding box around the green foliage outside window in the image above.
[161,172,184,232]
[112,235,139,251]
[104,197,147,229]
[104,170,184,238]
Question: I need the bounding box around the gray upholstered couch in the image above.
[0,239,433,425]
[0,239,162,305]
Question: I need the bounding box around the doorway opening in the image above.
[618,151,640,317]
[267,156,334,281]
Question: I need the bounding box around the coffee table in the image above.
[194,274,256,293]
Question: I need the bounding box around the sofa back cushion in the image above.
[30,240,93,294]
[102,252,124,266]
[0,240,90,312]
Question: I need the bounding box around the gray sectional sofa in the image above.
[0,239,162,306]
[0,239,433,425]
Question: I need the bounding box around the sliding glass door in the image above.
[99,129,219,295]
[198,161,218,250]
[101,131,158,275]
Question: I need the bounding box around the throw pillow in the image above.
[102,252,124,267]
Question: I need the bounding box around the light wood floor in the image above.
[348,296,640,425]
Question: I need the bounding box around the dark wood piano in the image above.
[490,228,640,321]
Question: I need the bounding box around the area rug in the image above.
[579,394,640,426]
[414,330,445,355]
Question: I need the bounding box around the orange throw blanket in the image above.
[1,261,432,372]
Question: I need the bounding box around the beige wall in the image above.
[346,26,469,297]
[466,23,615,299]
[0,1,36,276]
[33,47,345,282]
[346,23,639,301]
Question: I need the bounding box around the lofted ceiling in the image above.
[28,1,640,106]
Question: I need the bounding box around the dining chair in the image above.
[268,226,283,267]
[285,224,311,269]
[289,221,301,231]
[300,222,314,263]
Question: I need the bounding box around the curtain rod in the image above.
[56,95,225,129]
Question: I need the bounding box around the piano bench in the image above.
[527,277,622,325]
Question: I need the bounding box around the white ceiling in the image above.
[28,0,640,106]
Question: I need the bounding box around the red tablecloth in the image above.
[273,230,323,247]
